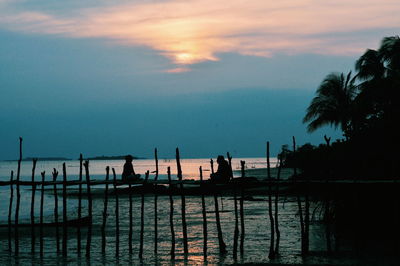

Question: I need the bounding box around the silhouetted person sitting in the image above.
[122,155,140,181]
[210,155,232,183]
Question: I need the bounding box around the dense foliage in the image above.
[287,36,400,179]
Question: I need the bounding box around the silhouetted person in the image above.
[210,155,232,183]
[122,155,140,181]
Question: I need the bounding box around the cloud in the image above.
[164,67,191,73]
[1,0,399,66]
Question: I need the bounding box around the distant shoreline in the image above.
[3,157,71,162]
[86,155,142,160]
[1,155,143,162]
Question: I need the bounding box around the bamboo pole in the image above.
[40,171,45,257]
[52,168,60,253]
[139,171,150,259]
[240,160,245,255]
[62,163,68,257]
[30,158,38,254]
[14,137,22,256]
[227,153,239,260]
[77,153,83,255]
[8,171,14,253]
[267,142,275,259]
[199,166,208,258]
[154,148,159,254]
[293,136,305,255]
[274,157,282,255]
[84,160,93,258]
[101,166,110,254]
[112,168,120,259]
[167,167,175,258]
[176,148,188,254]
[212,159,227,254]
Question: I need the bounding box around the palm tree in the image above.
[355,36,400,121]
[355,36,400,80]
[303,36,399,138]
[355,49,385,81]
[379,35,400,74]
[303,71,357,137]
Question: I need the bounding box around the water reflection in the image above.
[0,158,274,182]
[0,158,393,265]
[1,194,310,264]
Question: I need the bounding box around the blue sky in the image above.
[1,0,399,159]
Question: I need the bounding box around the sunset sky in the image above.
[1,0,399,159]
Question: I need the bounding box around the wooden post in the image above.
[274,157,282,255]
[77,153,83,255]
[128,175,133,254]
[139,171,150,259]
[293,136,305,255]
[14,137,22,256]
[324,140,332,254]
[212,159,227,254]
[30,158,38,254]
[52,168,60,253]
[240,160,246,255]
[84,160,93,258]
[226,152,233,178]
[176,148,188,254]
[62,163,68,257]
[112,168,120,259]
[240,160,245,178]
[267,142,275,259]
[304,177,310,255]
[101,166,110,254]
[325,182,331,254]
[40,171,45,258]
[227,153,239,260]
[199,166,208,258]
[167,167,175,258]
[210,159,223,210]
[8,171,14,253]
[210,159,224,210]
[154,148,159,254]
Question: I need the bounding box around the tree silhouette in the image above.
[303,71,357,137]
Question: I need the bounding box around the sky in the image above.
[1,0,399,160]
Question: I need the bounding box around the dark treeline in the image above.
[283,36,400,179]
[278,36,400,253]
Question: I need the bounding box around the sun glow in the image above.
[1,0,399,70]
[176,53,194,64]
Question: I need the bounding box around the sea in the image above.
[0,158,397,265]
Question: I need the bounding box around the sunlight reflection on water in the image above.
[0,158,390,265]
[0,157,275,182]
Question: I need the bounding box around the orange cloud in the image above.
[1,0,399,67]
[164,67,191,73]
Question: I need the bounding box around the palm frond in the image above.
[355,49,384,81]
[304,72,357,133]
